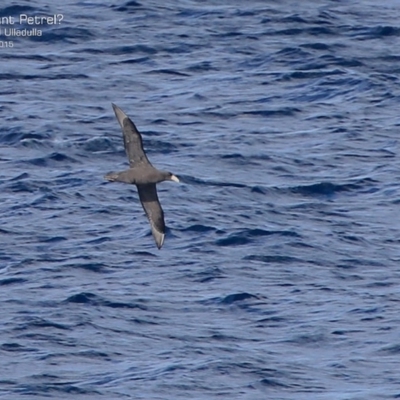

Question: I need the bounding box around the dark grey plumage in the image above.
[105,103,179,249]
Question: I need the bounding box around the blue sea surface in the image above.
[1,1,400,399]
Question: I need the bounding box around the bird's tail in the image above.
[104,172,119,182]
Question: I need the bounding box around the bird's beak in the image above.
[171,174,180,183]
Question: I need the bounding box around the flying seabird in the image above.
[104,103,179,249]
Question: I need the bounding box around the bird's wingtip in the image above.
[156,233,165,249]
[112,103,128,128]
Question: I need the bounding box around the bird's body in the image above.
[106,166,173,185]
[104,104,179,249]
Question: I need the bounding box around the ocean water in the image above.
[1,0,400,399]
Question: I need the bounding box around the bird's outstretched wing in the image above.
[136,183,165,249]
[112,103,151,168]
